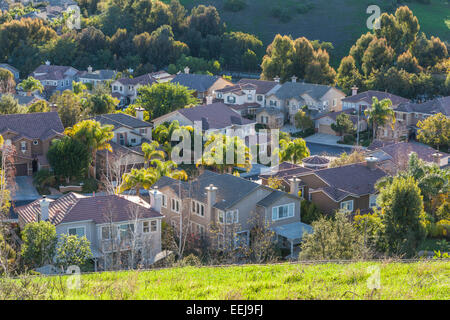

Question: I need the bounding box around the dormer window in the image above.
[21,141,27,153]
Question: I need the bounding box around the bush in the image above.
[270,6,292,23]
[224,0,247,12]
[81,178,98,193]
[300,200,322,224]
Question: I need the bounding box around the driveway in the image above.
[11,176,40,201]
[304,133,346,146]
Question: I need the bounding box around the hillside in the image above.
[24,261,450,299]
[173,0,450,66]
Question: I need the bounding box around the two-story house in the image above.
[76,66,117,87]
[152,170,312,256]
[111,71,173,106]
[314,109,368,136]
[16,192,163,270]
[0,112,64,176]
[341,88,409,112]
[31,62,79,98]
[263,77,346,125]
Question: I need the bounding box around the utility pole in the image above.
[356,105,361,147]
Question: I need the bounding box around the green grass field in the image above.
[167,0,450,67]
[27,261,450,299]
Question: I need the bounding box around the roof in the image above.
[0,63,19,74]
[153,170,262,211]
[369,142,449,164]
[257,107,283,116]
[93,113,152,129]
[0,112,64,140]
[256,189,286,207]
[171,74,221,92]
[32,65,78,81]
[175,102,255,130]
[237,79,279,95]
[312,186,352,202]
[395,96,450,116]
[302,155,330,165]
[342,90,409,106]
[16,193,162,225]
[78,69,117,80]
[271,82,338,101]
[260,165,313,180]
[272,222,313,242]
[0,93,39,106]
[115,73,158,86]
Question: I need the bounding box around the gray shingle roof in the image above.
[342,90,409,106]
[78,69,117,81]
[395,96,450,116]
[177,102,255,129]
[0,93,39,106]
[93,113,152,129]
[237,79,279,95]
[171,74,220,92]
[369,142,448,164]
[272,82,335,101]
[0,112,64,140]
[116,73,158,86]
[302,155,330,165]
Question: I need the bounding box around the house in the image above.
[260,159,387,215]
[378,96,450,142]
[0,93,41,107]
[111,71,173,106]
[152,170,311,256]
[0,63,20,81]
[342,88,409,111]
[152,102,256,139]
[77,66,117,87]
[31,62,79,98]
[0,112,64,176]
[314,109,367,136]
[260,162,314,193]
[256,107,284,129]
[367,141,449,173]
[16,192,163,270]
[215,79,280,116]
[171,69,233,102]
[264,77,346,125]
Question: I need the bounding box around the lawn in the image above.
[23,260,450,299]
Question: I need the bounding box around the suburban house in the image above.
[0,63,20,81]
[31,62,79,98]
[0,93,41,106]
[377,96,450,142]
[16,192,163,270]
[341,88,409,111]
[77,66,117,87]
[171,70,233,102]
[0,112,64,176]
[152,102,256,139]
[215,79,280,116]
[367,141,449,173]
[152,170,311,256]
[256,107,285,129]
[260,159,387,215]
[111,71,173,106]
[264,77,346,125]
[314,109,367,136]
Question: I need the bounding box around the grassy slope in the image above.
[39,261,450,299]
[170,0,450,67]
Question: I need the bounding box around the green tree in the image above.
[279,138,310,164]
[0,68,16,94]
[364,97,395,139]
[136,82,198,118]
[294,109,313,131]
[86,93,119,115]
[47,137,91,183]
[142,141,165,167]
[55,234,92,271]
[51,90,83,128]
[377,176,426,256]
[27,100,50,113]
[331,113,355,136]
[119,168,158,196]
[65,120,114,178]
[18,76,43,96]
[417,113,450,152]
[0,94,24,114]
[117,104,150,121]
[21,221,57,269]
[336,55,363,94]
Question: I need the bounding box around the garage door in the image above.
[319,124,337,136]
[15,163,28,176]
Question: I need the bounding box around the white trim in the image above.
[272,203,295,221]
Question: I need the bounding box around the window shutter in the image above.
[272,207,277,221]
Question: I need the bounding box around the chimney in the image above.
[432,153,442,166]
[289,176,301,196]
[274,76,280,83]
[184,66,190,74]
[205,95,213,105]
[291,75,297,83]
[39,196,50,221]
[365,156,378,170]
[45,60,51,66]
[351,86,358,96]
[150,187,162,213]
[87,65,93,73]
[205,184,217,220]
[135,107,144,121]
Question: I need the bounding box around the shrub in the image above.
[270,6,292,23]
[224,0,247,12]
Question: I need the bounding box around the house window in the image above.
[151,220,157,232]
[68,227,85,237]
[272,203,294,221]
[20,141,27,153]
[143,220,157,233]
[247,94,252,100]
[139,128,147,134]
[119,223,134,240]
[257,95,263,102]
[270,100,277,107]
[118,133,125,145]
[369,195,378,208]
[33,140,39,145]
[217,233,224,249]
[340,200,354,212]
[218,209,239,224]
[113,85,118,91]
[131,138,136,144]
[161,194,167,208]
[227,96,236,103]
[235,231,249,247]
[191,222,205,236]
[101,226,113,240]
[191,200,205,217]
[217,92,222,99]
[171,198,180,213]
[333,99,337,107]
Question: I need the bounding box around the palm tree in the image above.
[364,97,395,140]
[279,138,310,164]
[119,168,157,196]
[18,77,44,96]
[65,120,114,178]
[152,120,181,144]
[141,141,165,168]
[151,159,188,181]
